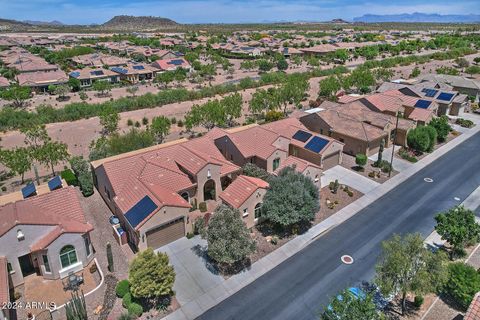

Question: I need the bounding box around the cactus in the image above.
[333,179,339,194]
[376,138,385,166]
[107,242,114,272]
[65,290,87,320]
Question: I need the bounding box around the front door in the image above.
[18,254,35,277]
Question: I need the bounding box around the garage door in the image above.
[146,217,185,249]
[322,152,340,170]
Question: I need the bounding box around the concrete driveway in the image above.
[368,146,414,172]
[155,236,224,306]
[321,165,380,194]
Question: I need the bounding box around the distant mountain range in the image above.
[23,20,64,26]
[354,12,480,23]
[101,15,178,30]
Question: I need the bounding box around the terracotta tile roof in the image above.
[152,58,190,71]
[359,93,406,113]
[69,67,118,80]
[219,175,269,209]
[338,94,363,104]
[0,76,9,88]
[465,292,480,320]
[16,70,68,87]
[0,257,8,306]
[225,126,280,159]
[0,187,93,251]
[273,156,320,175]
[408,107,433,123]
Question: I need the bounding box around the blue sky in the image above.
[1,0,479,24]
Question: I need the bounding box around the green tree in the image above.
[375,233,448,315]
[242,163,271,182]
[68,78,81,92]
[129,248,175,304]
[373,68,394,82]
[0,85,31,108]
[435,206,480,259]
[78,91,88,101]
[355,153,367,171]
[54,84,70,100]
[0,148,31,184]
[410,66,421,79]
[150,116,171,144]
[203,204,256,267]
[344,68,375,94]
[240,60,255,72]
[126,86,139,97]
[222,93,242,127]
[99,106,120,136]
[333,49,349,64]
[276,58,289,71]
[249,88,279,116]
[407,126,436,153]
[455,57,469,68]
[92,81,112,96]
[262,166,319,229]
[277,74,309,114]
[36,141,70,175]
[155,71,175,89]
[319,76,341,100]
[444,262,480,310]
[321,289,383,320]
[429,116,451,142]
[257,59,274,72]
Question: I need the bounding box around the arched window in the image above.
[254,203,263,219]
[59,245,78,269]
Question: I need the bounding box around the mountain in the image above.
[0,18,36,31]
[102,15,178,30]
[23,20,64,26]
[353,12,480,23]
[330,18,350,24]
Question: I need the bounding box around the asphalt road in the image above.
[198,131,480,320]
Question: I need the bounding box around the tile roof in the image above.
[407,107,434,123]
[69,67,118,80]
[0,76,9,88]
[16,70,68,87]
[0,257,8,306]
[273,155,320,175]
[0,187,93,251]
[152,58,190,71]
[219,175,269,209]
[465,292,480,320]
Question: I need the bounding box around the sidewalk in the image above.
[163,115,480,320]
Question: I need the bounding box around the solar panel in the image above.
[69,71,80,78]
[111,67,128,74]
[437,92,454,101]
[304,136,329,153]
[21,183,36,199]
[132,65,145,70]
[124,195,158,228]
[292,130,312,143]
[167,59,184,66]
[415,100,432,109]
[422,88,438,97]
[90,70,104,76]
[47,176,62,191]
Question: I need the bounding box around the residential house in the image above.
[0,187,94,290]
[0,257,9,320]
[416,74,480,98]
[71,53,128,68]
[151,58,191,72]
[280,47,304,58]
[16,70,68,92]
[69,67,119,88]
[465,292,480,320]
[110,64,160,83]
[219,175,269,228]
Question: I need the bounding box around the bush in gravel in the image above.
[122,293,132,308]
[414,295,424,308]
[444,262,480,310]
[127,302,143,317]
[116,280,130,298]
[355,153,367,171]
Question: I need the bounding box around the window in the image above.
[7,262,14,274]
[84,236,91,256]
[254,203,262,219]
[59,245,78,269]
[273,158,281,171]
[242,208,248,217]
[181,192,189,203]
[42,255,51,273]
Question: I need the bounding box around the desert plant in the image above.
[65,290,87,320]
[414,295,424,308]
[127,302,143,317]
[116,280,130,298]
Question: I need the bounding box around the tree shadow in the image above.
[190,244,219,275]
[190,244,252,277]
[256,221,312,239]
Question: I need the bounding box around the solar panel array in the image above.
[111,67,128,74]
[69,71,80,78]
[414,100,432,109]
[132,65,145,70]
[90,70,105,76]
[422,88,438,97]
[21,183,36,199]
[48,176,62,191]
[304,136,329,153]
[167,59,184,66]
[124,195,159,228]
[292,130,312,143]
[437,92,454,101]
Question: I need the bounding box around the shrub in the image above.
[414,295,424,308]
[379,160,392,173]
[264,110,284,123]
[194,217,205,235]
[456,118,474,128]
[61,169,78,186]
[355,153,367,169]
[186,232,194,239]
[142,117,148,125]
[407,126,436,153]
[134,121,141,128]
[170,117,177,124]
[177,120,184,127]
[78,172,94,197]
[199,202,207,212]
[347,191,353,197]
[127,119,134,126]
[444,262,480,310]
[122,293,132,308]
[399,148,418,163]
[116,280,130,298]
[127,302,143,317]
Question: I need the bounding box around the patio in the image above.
[22,260,100,316]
